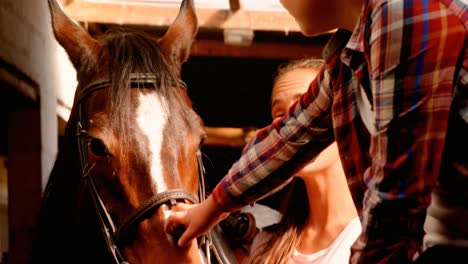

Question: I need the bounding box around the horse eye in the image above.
[200,135,207,147]
[89,138,110,157]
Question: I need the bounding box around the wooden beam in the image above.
[229,0,242,12]
[190,39,324,60]
[63,0,301,32]
[85,22,330,59]
[205,127,256,148]
[0,58,39,103]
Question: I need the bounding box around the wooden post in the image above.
[7,109,42,264]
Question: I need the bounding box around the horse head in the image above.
[33,1,205,263]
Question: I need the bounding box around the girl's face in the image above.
[271,68,315,119]
[279,0,341,36]
[271,68,340,176]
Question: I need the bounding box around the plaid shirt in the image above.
[212,0,467,263]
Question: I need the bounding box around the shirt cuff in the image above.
[211,183,245,213]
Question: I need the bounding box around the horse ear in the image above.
[159,0,198,70]
[48,0,99,70]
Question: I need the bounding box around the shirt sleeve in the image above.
[211,65,335,212]
[352,1,466,263]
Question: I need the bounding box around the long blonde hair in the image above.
[248,58,324,264]
[247,178,309,264]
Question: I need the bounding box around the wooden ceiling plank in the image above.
[63,1,300,32]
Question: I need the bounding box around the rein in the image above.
[75,73,210,264]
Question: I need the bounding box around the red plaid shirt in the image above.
[212,0,468,263]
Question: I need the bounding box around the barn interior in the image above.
[0,1,331,263]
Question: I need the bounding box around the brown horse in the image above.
[31,0,207,263]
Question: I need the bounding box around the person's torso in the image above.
[288,217,362,264]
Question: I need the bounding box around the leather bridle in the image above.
[75,73,210,264]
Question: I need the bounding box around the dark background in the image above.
[182,56,284,193]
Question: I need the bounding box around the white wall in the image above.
[0,0,76,186]
[0,0,77,262]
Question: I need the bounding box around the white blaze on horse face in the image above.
[136,92,168,193]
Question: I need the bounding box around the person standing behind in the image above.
[165,0,468,262]
[247,58,361,264]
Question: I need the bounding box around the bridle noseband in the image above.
[75,73,209,264]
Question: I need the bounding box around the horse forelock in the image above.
[102,30,177,107]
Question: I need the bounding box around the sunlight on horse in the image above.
[31,0,206,263]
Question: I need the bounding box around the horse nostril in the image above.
[170,225,186,240]
[161,204,185,240]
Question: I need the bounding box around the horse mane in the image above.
[31,28,190,263]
